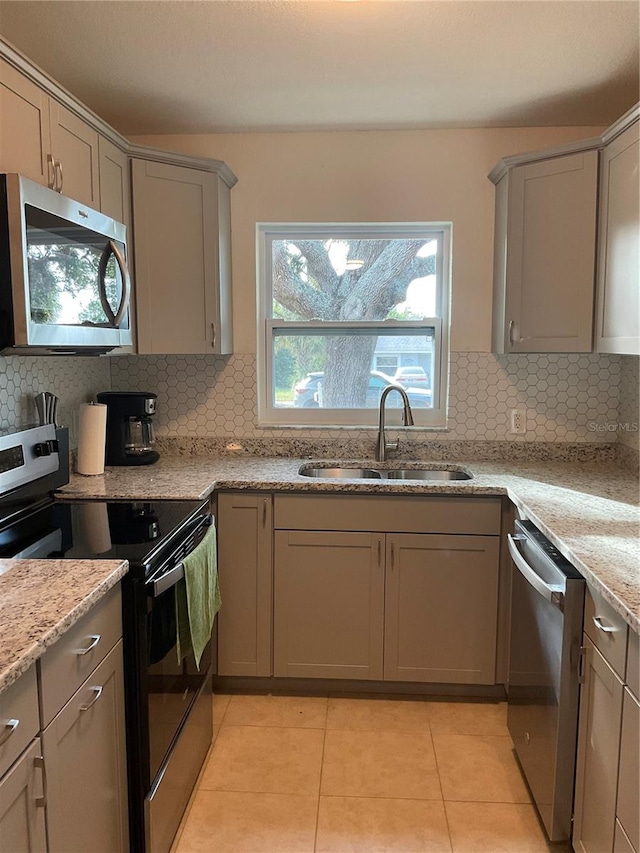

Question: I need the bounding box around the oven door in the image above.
[145,573,212,782]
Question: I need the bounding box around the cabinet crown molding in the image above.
[488,102,639,184]
[0,36,237,188]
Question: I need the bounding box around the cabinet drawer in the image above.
[0,666,39,779]
[584,585,628,675]
[617,688,639,852]
[626,630,639,700]
[39,584,122,727]
[274,494,501,535]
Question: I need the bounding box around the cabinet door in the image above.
[274,531,384,679]
[595,120,640,355]
[573,636,624,853]
[0,738,46,853]
[0,57,52,186]
[42,641,129,853]
[495,150,598,353]
[132,159,229,354]
[217,493,273,676]
[49,100,100,207]
[98,136,130,228]
[384,534,499,684]
[616,688,639,852]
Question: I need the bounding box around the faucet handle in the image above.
[386,439,399,454]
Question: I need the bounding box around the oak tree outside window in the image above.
[257,223,451,427]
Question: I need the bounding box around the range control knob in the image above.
[33,442,52,457]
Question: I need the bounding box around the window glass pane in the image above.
[272,238,438,322]
[273,329,434,410]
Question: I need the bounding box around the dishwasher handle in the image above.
[508,533,564,610]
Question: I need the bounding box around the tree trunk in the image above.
[322,335,377,408]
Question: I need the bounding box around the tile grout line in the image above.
[312,701,330,853]
[428,721,455,853]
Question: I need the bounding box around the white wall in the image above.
[132,126,603,353]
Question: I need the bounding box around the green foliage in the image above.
[274,346,298,390]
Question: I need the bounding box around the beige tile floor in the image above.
[173,694,573,853]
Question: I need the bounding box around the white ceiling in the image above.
[0,0,637,135]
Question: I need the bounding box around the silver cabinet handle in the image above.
[508,320,517,346]
[80,686,103,711]
[211,322,217,349]
[98,240,131,329]
[0,718,19,747]
[33,755,46,807]
[76,634,101,656]
[592,615,616,634]
[55,159,63,192]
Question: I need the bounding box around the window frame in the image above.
[257,222,451,428]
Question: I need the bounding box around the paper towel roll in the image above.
[77,402,107,475]
[78,502,112,554]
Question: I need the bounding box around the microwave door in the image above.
[2,174,132,352]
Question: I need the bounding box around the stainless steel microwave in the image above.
[0,174,132,354]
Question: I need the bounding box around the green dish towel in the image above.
[175,522,220,670]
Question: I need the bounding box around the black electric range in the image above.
[0,425,214,853]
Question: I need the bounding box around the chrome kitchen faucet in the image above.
[376,385,414,462]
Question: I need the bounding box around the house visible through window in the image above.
[257,223,451,427]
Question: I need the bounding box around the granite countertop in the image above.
[58,454,640,633]
[0,558,128,694]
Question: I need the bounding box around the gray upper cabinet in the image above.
[98,135,131,231]
[217,493,273,677]
[0,56,51,185]
[492,150,598,353]
[48,100,100,208]
[595,118,640,355]
[132,158,234,355]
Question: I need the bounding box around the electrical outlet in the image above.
[510,409,526,434]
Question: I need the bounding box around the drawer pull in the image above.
[592,615,616,634]
[0,719,19,747]
[80,686,103,712]
[76,634,101,655]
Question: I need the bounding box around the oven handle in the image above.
[145,513,213,598]
[508,533,564,610]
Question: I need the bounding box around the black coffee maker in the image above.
[96,392,159,466]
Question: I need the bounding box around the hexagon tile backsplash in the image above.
[0,356,111,446]
[110,351,623,444]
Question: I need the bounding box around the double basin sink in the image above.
[299,464,472,481]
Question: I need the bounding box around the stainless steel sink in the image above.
[300,467,382,479]
[384,469,471,481]
[298,464,472,481]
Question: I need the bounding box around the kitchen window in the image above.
[257,223,451,427]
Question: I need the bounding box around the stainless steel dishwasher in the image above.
[507,518,585,842]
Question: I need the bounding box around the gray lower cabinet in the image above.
[616,687,639,852]
[573,636,624,853]
[384,533,499,684]
[42,641,129,853]
[274,531,384,680]
[217,493,273,677]
[0,738,46,853]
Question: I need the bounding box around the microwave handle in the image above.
[98,240,131,329]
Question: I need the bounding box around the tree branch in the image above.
[272,243,331,319]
